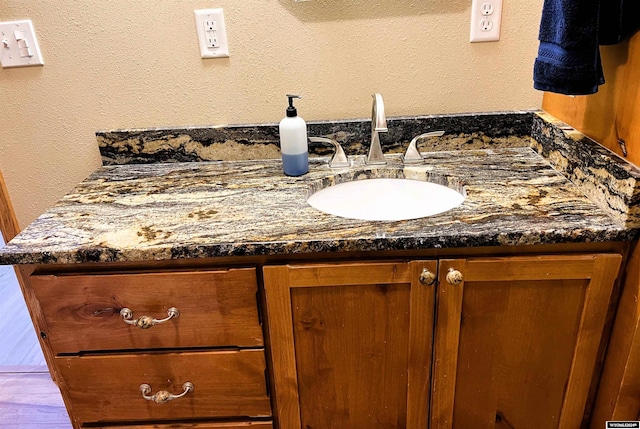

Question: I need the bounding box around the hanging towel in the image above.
[599,0,640,45]
[533,0,603,95]
[533,0,640,95]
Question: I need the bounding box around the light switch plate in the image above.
[194,9,229,58]
[0,19,44,68]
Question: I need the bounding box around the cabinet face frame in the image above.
[431,254,622,429]
[263,261,437,429]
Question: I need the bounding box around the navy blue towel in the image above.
[533,0,640,95]
[600,0,640,45]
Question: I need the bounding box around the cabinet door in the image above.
[431,254,622,429]
[264,261,436,429]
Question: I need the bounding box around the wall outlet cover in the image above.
[194,9,229,59]
[470,0,503,43]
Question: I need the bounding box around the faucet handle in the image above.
[403,131,445,164]
[309,137,350,168]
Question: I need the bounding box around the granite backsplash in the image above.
[97,111,534,165]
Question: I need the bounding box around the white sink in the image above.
[307,178,465,221]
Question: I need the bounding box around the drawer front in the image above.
[57,350,271,424]
[97,422,273,428]
[31,268,263,354]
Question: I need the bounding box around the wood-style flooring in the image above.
[0,261,71,428]
[0,366,71,428]
[0,265,45,367]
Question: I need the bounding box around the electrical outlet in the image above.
[194,9,229,58]
[204,20,219,48]
[479,18,493,32]
[470,0,502,43]
[480,2,494,15]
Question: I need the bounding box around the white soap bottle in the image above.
[279,94,308,176]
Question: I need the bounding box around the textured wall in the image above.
[0,0,543,226]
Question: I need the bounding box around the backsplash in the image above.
[96,111,534,165]
[531,112,640,228]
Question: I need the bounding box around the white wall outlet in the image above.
[194,9,229,58]
[0,19,44,68]
[470,0,503,43]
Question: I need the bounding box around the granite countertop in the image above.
[1,111,639,265]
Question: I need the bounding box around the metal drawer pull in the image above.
[419,268,436,286]
[120,307,179,329]
[446,268,464,286]
[140,382,194,404]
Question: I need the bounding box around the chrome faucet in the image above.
[367,93,388,165]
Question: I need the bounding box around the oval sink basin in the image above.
[307,178,465,221]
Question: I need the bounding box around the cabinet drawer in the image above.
[31,268,263,354]
[56,350,271,425]
[95,422,273,428]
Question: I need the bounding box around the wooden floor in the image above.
[0,239,72,428]
[0,366,71,428]
[0,264,46,367]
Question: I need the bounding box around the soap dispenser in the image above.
[279,94,309,176]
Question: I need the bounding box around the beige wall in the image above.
[0,0,543,227]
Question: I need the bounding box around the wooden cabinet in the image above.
[264,261,436,428]
[96,423,273,429]
[432,255,621,429]
[264,254,622,429]
[56,350,271,423]
[30,268,272,428]
[30,270,264,354]
[26,250,624,428]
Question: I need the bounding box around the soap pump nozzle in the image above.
[286,94,301,117]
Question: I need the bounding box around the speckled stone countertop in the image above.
[1,111,638,265]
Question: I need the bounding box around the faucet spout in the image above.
[367,93,387,165]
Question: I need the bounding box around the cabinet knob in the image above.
[140,382,194,404]
[120,307,179,329]
[419,268,437,286]
[446,268,464,286]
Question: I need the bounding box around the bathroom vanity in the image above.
[1,111,639,428]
